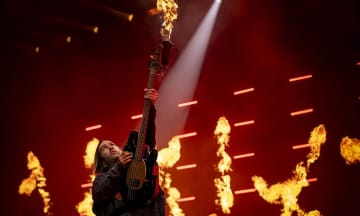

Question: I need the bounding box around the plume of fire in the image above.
[252,124,326,216]
[156,0,178,39]
[340,136,360,165]
[18,151,52,215]
[76,138,99,216]
[158,137,185,216]
[214,116,234,214]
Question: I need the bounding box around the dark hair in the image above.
[93,139,104,174]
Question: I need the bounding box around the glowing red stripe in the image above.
[131,114,143,120]
[233,88,255,95]
[81,183,92,188]
[289,74,313,82]
[233,153,255,159]
[307,178,318,183]
[178,100,198,107]
[176,132,197,139]
[290,108,313,116]
[356,62,360,66]
[85,124,102,131]
[234,188,256,194]
[292,144,310,150]
[234,120,255,127]
[176,164,197,170]
[178,196,196,202]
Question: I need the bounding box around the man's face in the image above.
[98,140,121,165]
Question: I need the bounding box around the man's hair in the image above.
[93,139,104,174]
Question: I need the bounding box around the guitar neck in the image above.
[134,68,156,160]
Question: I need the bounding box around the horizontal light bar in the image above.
[178,100,198,107]
[131,114,143,120]
[292,144,310,150]
[233,153,255,159]
[307,178,318,183]
[233,87,255,95]
[81,183,92,188]
[290,108,313,116]
[356,62,360,66]
[234,188,256,195]
[234,120,255,127]
[176,132,197,139]
[289,74,313,82]
[85,124,102,131]
[178,196,196,202]
[176,164,197,170]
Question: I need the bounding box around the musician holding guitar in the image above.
[91,88,165,216]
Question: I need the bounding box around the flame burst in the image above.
[156,0,178,39]
[18,151,52,215]
[340,136,360,165]
[214,116,234,214]
[158,137,184,216]
[252,124,326,216]
[76,138,99,216]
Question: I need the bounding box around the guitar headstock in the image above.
[149,40,173,76]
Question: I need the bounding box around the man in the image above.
[92,88,165,216]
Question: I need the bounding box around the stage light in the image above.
[93,26,99,34]
[85,124,102,131]
[289,74,312,82]
[131,114,143,120]
[234,188,256,195]
[176,132,197,139]
[178,100,198,107]
[292,144,310,150]
[176,164,197,170]
[233,153,255,159]
[290,108,313,116]
[66,36,71,43]
[233,87,255,95]
[178,197,196,202]
[234,120,255,127]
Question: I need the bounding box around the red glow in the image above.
[176,132,197,139]
[233,88,255,95]
[290,108,313,116]
[176,164,197,170]
[178,100,198,107]
[234,120,255,127]
[289,74,312,82]
[85,124,102,131]
[233,153,255,159]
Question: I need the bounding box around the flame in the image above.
[84,138,100,169]
[76,138,99,216]
[340,136,360,165]
[158,137,184,216]
[214,116,234,214]
[252,124,326,216]
[76,191,95,216]
[156,0,178,39]
[18,151,52,215]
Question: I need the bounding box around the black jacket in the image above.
[92,104,157,216]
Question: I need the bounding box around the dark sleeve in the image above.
[145,103,156,149]
[92,163,124,205]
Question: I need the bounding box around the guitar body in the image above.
[121,131,158,207]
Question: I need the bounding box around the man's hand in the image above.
[118,151,133,167]
[144,88,158,103]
